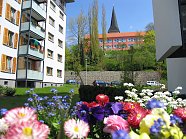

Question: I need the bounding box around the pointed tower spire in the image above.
[108,6,120,33]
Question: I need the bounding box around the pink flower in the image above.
[64,119,90,139]
[103,115,130,134]
[96,94,109,106]
[4,107,37,126]
[5,121,50,139]
[173,107,186,121]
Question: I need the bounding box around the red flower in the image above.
[83,101,100,108]
[96,94,109,106]
[173,107,186,121]
[127,107,149,128]
[123,102,141,113]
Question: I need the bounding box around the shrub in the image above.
[0,85,5,96]
[79,85,128,102]
[3,87,16,96]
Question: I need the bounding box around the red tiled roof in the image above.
[85,32,146,39]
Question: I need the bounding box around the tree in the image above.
[87,0,103,65]
[101,4,107,52]
[68,10,88,66]
[145,22,154,31]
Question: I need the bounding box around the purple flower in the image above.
[150,118,164,134]
[146,99,164,109]
[69,89,74,93]
[27,98,33,102]
[24,103,29,107]
[50,88,57,94]
[170,114,183,125]
[111,102,123,114]
[112,130,131,139]
[0,108,7,116]
[25,90,30,94]
[77,104,104,124]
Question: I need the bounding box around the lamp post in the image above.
[85,59,87,85]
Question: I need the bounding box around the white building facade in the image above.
[153,0,186,94]
[0,0,74,88]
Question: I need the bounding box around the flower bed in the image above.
[0,85,186,139]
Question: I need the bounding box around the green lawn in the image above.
[0,84,80,110]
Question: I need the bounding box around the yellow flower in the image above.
[169,126,183,139]
[151,108,170,126]
[139,114,159,134]
[129,130,140,139]
[161,128,171,138]
[139,108,171,134]
[139,133,150,139]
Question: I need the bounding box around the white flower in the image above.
[175,86,182,90]
[139,93,145,96]
[114,96,123,101]
[132,88,137,92]
[147,92,153,96]
[128,83,134,87]
[0,118,8,133]
[160,84,166,89]
[172,90,180,95]
[64,119,90,139]
[164,91,171,96]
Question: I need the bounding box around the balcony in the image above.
[17,69,43,80]
[21,22,45,39]
[18,44,44,60]
[22,0,46,21]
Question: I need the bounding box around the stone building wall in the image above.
[64,71,161,85]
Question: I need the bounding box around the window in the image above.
[46,67,53,76]
[50,1,55,11]
[0,25,1,34]
[0,0,2,16]
[57,69,62,78]
[4,81,8,85]
[107,39,112,43]
[57,54,62,62]
[8,31,14,47]
[128,38,136,42]
[48,32,54,42]
[47,49,53,59]
[59,11,64,20]
[49,16,55,27]
[10,7,16,24]
[1,54,16,73]
[58,39,63,47]
[59,25,63,34]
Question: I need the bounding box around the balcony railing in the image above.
[22,0,46,20]
[17,69,43,80]
[18,44,44,59]
[21,22,45,39]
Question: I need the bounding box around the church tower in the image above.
[108,6,120,33]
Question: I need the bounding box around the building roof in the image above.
[85,32,145,39]
[108,6,120,33]
[98,32,146,39]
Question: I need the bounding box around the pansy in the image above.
[64,119,89,139]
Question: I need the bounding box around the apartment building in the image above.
[85,6,145,51]
[0,0,74,88]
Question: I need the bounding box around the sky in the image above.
[65,0,154,45]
